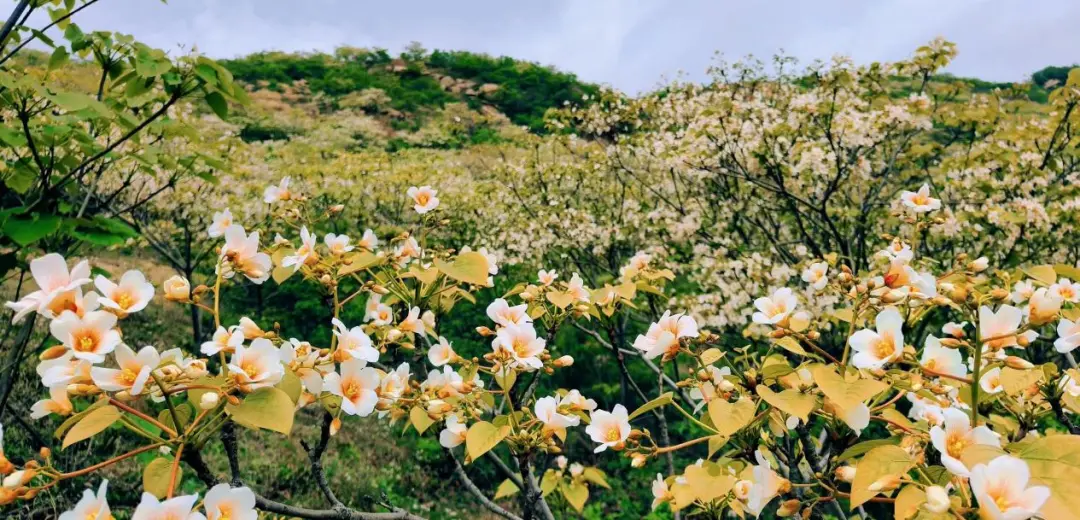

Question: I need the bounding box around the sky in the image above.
[34,0,1080,93]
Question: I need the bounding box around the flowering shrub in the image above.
[3,178,1080,520]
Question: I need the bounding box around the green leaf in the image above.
[4,214,62,246]
[465,421,510,461]
[837,437,902,462]
[63,405,121,448]
[434,251,490,286]
[628,392,673,421]
[47,46,69,71]
[707,397,756,436]
[226,387,295,435]
[205,91,228,119]
[276,370,303,404]
[143,457,178,499]
[811,365,888,411]
[157,403,192,432]
[756,386,816,422]
[850,445,913,509]
[494,479,520,500]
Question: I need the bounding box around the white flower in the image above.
[534,396,579,431]
[235,317,264,339]
[566,273,590,302]
[979,305,1023,350]
[324,233,354,255]
[907,395,946,427]
[407,185,440,214]
[30,382,72,419]
[59,479,110,520]
[569,463,584,477]
[282,226,318,271]
[746,450,785,517]
[925,485,951,514]
[227,338,284,392]
[632,310,698,360]
[751,288,798,326]
[970,455,1050,520]
[980,367,1004,394]
[492,323,546,370]
[394,237,422,266]
[208,208,233,238]
[324,359,379,416]
[399,306,425,336]
[1056,318,1080,353]
[486,298,531,327]
[37,352,90,387]
[378,362,411,403]
[131,492,201,520]
[1049,277,1080,303]
[163,276,191,302]
[201,326,244,356]
[439,415,467,448]
[942,321,967,338]
[920,335,967,378]
[585,404,630,453]
[620,251,651,278]
[689,365,733,410]
[876,240,914,264]
[220,225,271,284]
[970,256,990,272]
[1027,288,1062,325]
[428,336,456,367]
[368,303,394,326]
[930,408,1000,476]
[263,176,292,203]
[849,306,905,369]
[838,402,871,437]
[357,229,378,250]
[651,474,671,510]
[1011,280,1036,304]
[5,253,91,323]
[900,183,941,213]
[94,270,154,315]
[203,484,257,520]
[801,262,829,291]
[91,344,160,395]
[560,390,597,412]
[537,269,558,286]
[50,310,121,363]
[331,318,378,363]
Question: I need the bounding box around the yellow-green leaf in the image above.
[683,461,736,504]
[1054,264,1080,282]
[628,392,673,421]
[773,336,808,356]
[1023,264,1058,285]
[851,445,914,509]
[1000,367,1043,396]
[756,386,816,422]
[812,365,888,411]
[410,406,435,434]
[582,467,610,489]
[465,421,510,461]
[1006,433,1080,519]
[545,290,574,309]
[708,397,756,436]
[143,457,178,499]
[894,484,926,520]
[700,348,724,365]
[54,397,109,440]
[434,251,489,286]
[338,251,384,276]
[561,480,589,513]
[277,370,303,404]
[226,387,295,435]
[494,478,520,500]
[63,405,121,448]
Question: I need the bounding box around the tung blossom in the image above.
[5,253,91,323]
[94,270,154,315]
[537,269,558,286]
[50,310,121,363]
[585,404,630,453]
[58,480,110,520]
[801,262,828,291]
[90,344,161,395]
[324,233,354,255]
[970,456,1049,520]
[486,298,531,327]
[1055,318,1080,353]
[493,322,546,370]
[201,326,244,356]
[331,318,378,363]
[220,225,271,284]
[920,335,967,378]
[203,484,258,520]
[930,408,1000,476]
[407,185,440,214]
[428,336,456,367]
[534,396,580,431]
[439,415,467,448]
[1049,277,1080,303]
[632,310,698,360]
[282,226,318,271]
[900,183,941,212]
[751,288,798,326]
[979,305,1023,350]
[30,382,72,419]
[263,176,293,203]
[324,359,380,417]
[849,306,905,369]
[208,208,233,238]
[227,338,285,392]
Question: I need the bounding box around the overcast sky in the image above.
[38,0,1080,93]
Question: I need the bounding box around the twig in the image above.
[447,449,523,520]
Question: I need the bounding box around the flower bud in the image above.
[329,204,345,214]
[925,485,950,513]
[163,275,191,302]
[1004,356,1034,370]
[718,380,736,392]
[630,454,647,468]
[867,475,900,492]
[553,355,574,367]
[968,256,989,272]
[475,326,495,337]
[371,284,390,295]
[39,345,68,361]
[990,288,1009,300]
[386,329,403,342]
[200,392,220,410]
[834,466,856,483]
[777,499,801,517]
[330,417,342,436]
